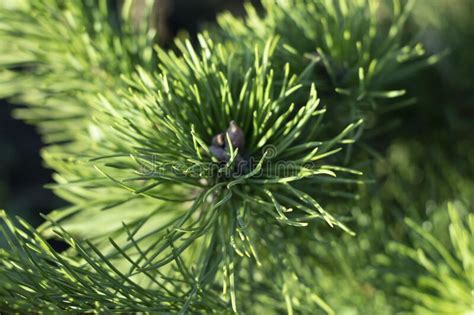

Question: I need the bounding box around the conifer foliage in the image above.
[0,0,472,313]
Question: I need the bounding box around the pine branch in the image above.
[213,0,439,139]
[389,202,473,314]
[34,35,363,312]
[0,210,227,312]
[0,0,157,144]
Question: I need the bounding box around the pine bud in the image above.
[209,145,228,162]
[227,121,245,151]
[212,133,226,147]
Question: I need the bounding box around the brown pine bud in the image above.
[209,145,228,162]
[212,133,226,147]
[227,121,245,151]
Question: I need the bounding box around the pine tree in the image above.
[0,0,472,313]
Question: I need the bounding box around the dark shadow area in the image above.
[0,101,63,226]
